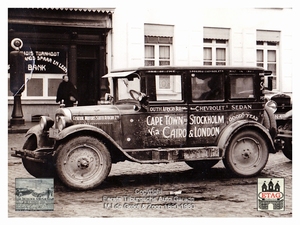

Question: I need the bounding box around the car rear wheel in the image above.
[223,130,269,177]
[56,136,111,190]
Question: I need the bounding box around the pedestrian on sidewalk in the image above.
[56,75,78,107]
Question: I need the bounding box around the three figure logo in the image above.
[257,178,285,211]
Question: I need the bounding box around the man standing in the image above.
[56,75,78,107]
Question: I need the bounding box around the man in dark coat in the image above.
[56,75,78,107]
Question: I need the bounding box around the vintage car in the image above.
[265,92,292,127]
[15,188,34,197]
[274,110,292,160]
[263,76,292,160]
[12,66,279,190]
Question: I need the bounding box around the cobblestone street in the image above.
[8,133,292,218]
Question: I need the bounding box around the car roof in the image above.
[112,66,265,72]
[103,66,266,78]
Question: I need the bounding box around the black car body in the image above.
[12,66,279,190]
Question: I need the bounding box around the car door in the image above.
[187,70,227,146]
[142,72,188,148]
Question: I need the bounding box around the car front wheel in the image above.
[56,136,111,190]
[223,130,269,177]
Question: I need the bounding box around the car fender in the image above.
[24,124,44,148]
[55,124,140,162]
[217,120,276,156]
[56,124,117,142]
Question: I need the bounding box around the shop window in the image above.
[48,79,62,96]
[8,74,63,99]
[8,47,67,100]
[27,78,43,96]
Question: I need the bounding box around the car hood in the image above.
[58,104,136,118]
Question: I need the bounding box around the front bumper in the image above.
[11,147,54,163]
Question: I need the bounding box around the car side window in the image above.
[191,73,224,101]
[154,74,183,101]
[230,75,254,99]
[117,77,141,101]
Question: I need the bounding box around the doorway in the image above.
[77,59,98,106]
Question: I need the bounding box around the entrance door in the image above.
[77,59,98,106]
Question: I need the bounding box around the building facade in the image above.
[8,7,293,121]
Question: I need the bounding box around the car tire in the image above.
[185,160,219,172]
[282,137,292,160]
[223,130,269,177]
[263,106,277,139]
[22,136,56,178]
[56,136,112,190]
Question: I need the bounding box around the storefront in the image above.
[8,8,113,121]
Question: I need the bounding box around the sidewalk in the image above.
[8,122,38,134]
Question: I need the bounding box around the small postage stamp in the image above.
[257,178,285,211]
[15,178,54,211]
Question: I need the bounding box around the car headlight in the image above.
[56,116,73,132]
[266,100,277,113]
[39,116,54,130]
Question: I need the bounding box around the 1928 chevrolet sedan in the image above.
[12,66,278,190]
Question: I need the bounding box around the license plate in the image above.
[275,114,284,120]
[184,148,220,160]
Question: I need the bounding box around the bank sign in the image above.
[22,50,67,74]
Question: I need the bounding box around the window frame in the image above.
[191,73,225,103]
[256,41,279,90]
[8,73,63,100]
[228,74,256,101]
[147,73,184,103]
[203,39,228,66]
[144,43,172,66]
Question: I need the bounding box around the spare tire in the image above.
[263,106,277,139]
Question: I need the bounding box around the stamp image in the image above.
[257,178,285,211]
[15,178,54,211]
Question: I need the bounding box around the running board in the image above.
[124,146,223,163]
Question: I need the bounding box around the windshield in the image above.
[115,75,141,101]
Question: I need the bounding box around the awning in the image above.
[8,8,114,29]
[203,27,230,40]
[48,8,114,14]
[144,23,174,37]
[102,71,137,78]
[257,30,280,42]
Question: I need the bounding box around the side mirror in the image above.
[264,70,273,91]
[266,76,273,90]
